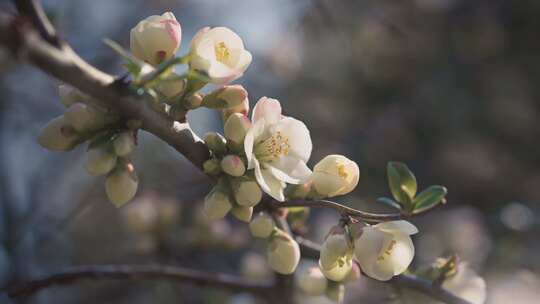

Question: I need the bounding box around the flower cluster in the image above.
[36,11,485,304]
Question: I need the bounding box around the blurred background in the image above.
[1,0,539,303]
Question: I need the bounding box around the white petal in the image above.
[312,171,347,197]
[353,227,387,277]
[386,233,415,276]
[245,119,266,169]
[443,263,486,304]
[267,157,311,184]
[236,50,252,72]
[376,220,419,235]
[207,27,244,50]
[207,61,237,81]
[272,117,312,162]
[254,165,285,201]
[252,97,282,124]
[189,27,210,52]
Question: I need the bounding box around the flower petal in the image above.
[272,117,312,162]
[252,97,282,124]
[376,220,419,235]
[245,119,266,169]
[386,233,415,276]
[354,227,391,280]
[254,164,285,201]
[267,157,312,184]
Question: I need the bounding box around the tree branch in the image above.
[2,264,272,298]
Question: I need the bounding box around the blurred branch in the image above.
[295,238,473,304]
[2,264,273,298]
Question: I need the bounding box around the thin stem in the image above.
[3,264,272,298]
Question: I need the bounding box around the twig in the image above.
[2,264,273,298]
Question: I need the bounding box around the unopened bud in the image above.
[249,212,275,238]
[113,131,136,156]
[231,205,253,222]
[231,176,262,207]
[202,85,248,109]
[65,103,115,133]
[320,226,350,269]
[221,155,245,177]
[58,84,87,107]
[105,162,138,207]
[204,132,227,155]
[298,267,328,296]
[37,115,80,151]
[185,93,204,109]
[267,231,301,275]
[203,158,222,175]
[86,146,118,176]
[325,282,345,303]
[203,187,232,220]
[224,113,251,144]
[222,98,249,121]
[156,76,185,98]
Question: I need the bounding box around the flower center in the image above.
[215,42,230,63]
[377,239,396,261]
[254,131,290,163]
[337,164,348,179]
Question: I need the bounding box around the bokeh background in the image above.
[1,0,539,303]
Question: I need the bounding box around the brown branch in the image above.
[13,0,60,47]
[2,264,273,298]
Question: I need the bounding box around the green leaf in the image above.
[387,162,417,206]
[376,197,402,210]
[412,185,447,214]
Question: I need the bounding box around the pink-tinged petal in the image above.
[160,19,181,48]
[189,27,210,52]
[252,97,282,124]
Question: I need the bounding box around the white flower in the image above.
[130,12,181,66]
[189,27,252,84]
[442,262,486,304]
[312,155,360,197]
[244,97,312,201]
[319,228,354,282]
[353,220,418,281]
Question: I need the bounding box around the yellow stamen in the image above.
[215,42,230,63]
[254,131,290,162]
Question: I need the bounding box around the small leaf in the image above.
[376,197,402,210]
[387,162,417,206]
[412,185,447,214]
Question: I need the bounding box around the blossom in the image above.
[353,220,418,281]
[319,227,354,282]
[442,262,486,304]
[189,27,252,84]
[244,97,312,201]
[105,162,138,207]
[312,155,360,197]
[130,12,181,66]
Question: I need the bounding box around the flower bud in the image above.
[204,132,227,155]
[156,75,185,98]
[37,116,80,151]
[130,12,181,66]
[230,176,262,207]
[203,158,222,176]
[224,113,251,144]
[312,155,360,198]
[203,186,232,220]
[249,212,275,238]
[202,85,248,109]
[221,98,249,121]
[189,27,252,84]
[285,182,312,200]
[113,131,136,157]
[231,205,253,222]
[86,146,118,176]
[65,103,114,133]
[297,267,328,296]
[267,231,301,275]
[325,282,345,303]
[184,93,203,109]
[105,162,139,207]
[320,227,350,269]
[58,84,86,108]
[221,155,245,177]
